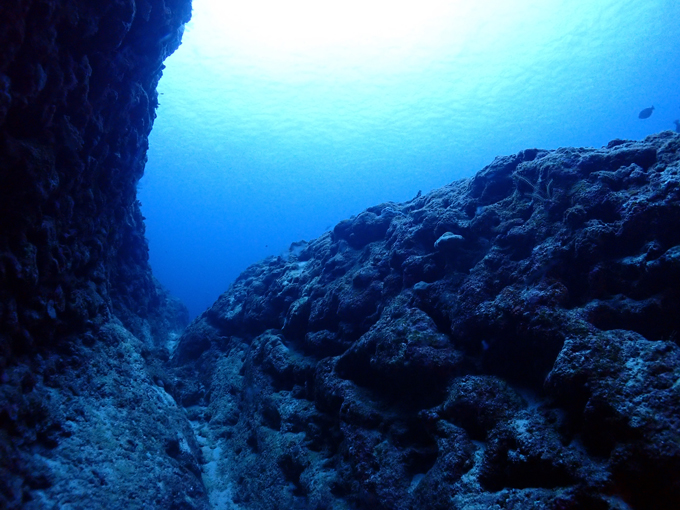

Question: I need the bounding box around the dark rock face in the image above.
[173,133,680,509]
[0,2,204,508]
[0,0,191,358]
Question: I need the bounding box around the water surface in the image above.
[140,0,680,317]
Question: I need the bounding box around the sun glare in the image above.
[201,0,457,49]
[188,0,521,73]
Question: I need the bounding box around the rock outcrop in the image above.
[173,132,680,510]
[0,2,203,508]
[2,2,680,509]
[0,0,191,357]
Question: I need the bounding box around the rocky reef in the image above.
[0,1,204,508]
[0,0,191,355]
[172,132,680,509]
[2,2,680,510]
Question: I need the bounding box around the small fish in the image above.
[638,106,655,119]
[675,120,680,133]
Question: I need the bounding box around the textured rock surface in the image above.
[3,2,680,508]
[173,132,680,509]
[0,1,203,508]
[0,0,191,357]
[1,319,205,509]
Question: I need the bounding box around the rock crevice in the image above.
[2,2,680,509]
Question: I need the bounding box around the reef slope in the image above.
[173,132,680,510]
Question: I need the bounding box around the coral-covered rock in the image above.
[0,2,198,508]
[3,4,680,507]
[173,132,680,509]
[0,0,191,360]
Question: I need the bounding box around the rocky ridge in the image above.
[172,132,680,510]
[2,2,680,509]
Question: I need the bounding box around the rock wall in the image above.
[0,0,191,359]
[2,2,680,509]
[0,2,204,508]
[172,133,680,510]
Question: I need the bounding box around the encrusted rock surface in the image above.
[0,1,203,508]
[0,0,191,357]
[3,2,680,509]
[172,132,680,509]
[1,318,205,509]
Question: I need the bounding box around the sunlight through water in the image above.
[141,0,680,317]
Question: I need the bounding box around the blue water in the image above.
[139,0,680,318]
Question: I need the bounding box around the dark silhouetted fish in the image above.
[638,106,654,119]
[675,120,680,133]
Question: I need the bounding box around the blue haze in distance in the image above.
[139,0,680,318]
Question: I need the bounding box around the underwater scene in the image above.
[2,0,680,508]
[140,0,680,318]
